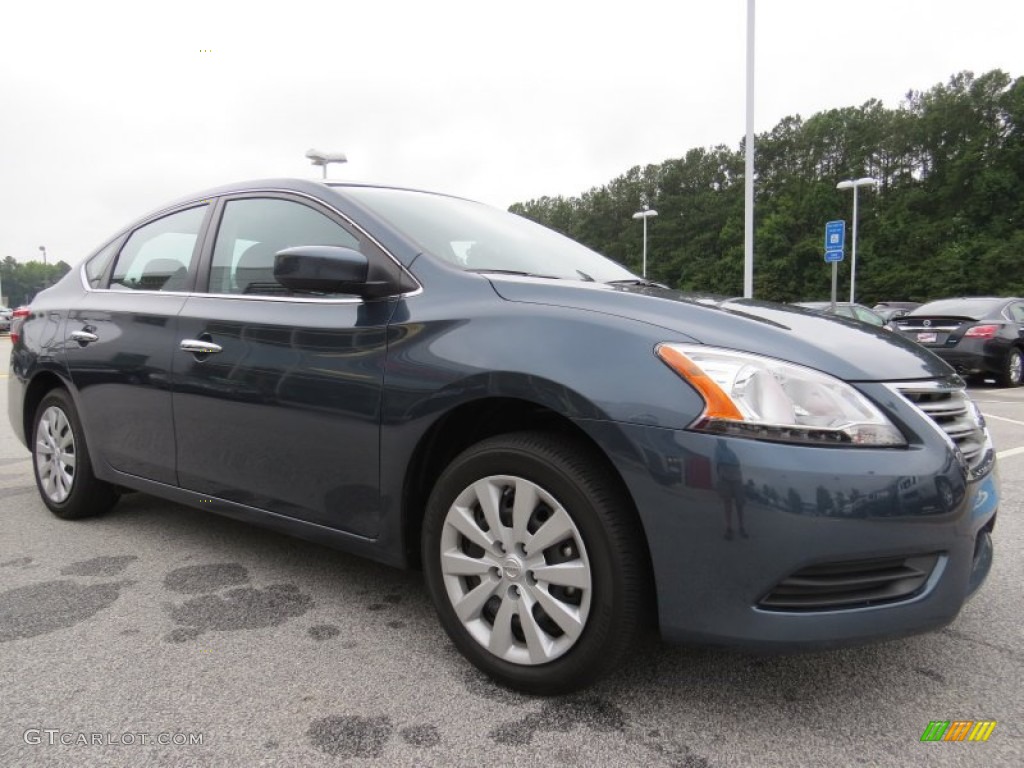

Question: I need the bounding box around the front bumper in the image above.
[580,409,997,651]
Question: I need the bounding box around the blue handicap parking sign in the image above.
[825,220,846,251]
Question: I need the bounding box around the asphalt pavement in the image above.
[1,334,1021,767]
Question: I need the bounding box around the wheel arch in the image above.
[22,370,69,445]
[400,397,653,589]
[999,342,1024,386]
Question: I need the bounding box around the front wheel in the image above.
[422,431,648,694]
[997,347,1023,388]
[32,389,119,519]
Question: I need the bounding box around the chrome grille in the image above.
[894,382,986,468]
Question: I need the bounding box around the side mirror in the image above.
[273,246,392,297]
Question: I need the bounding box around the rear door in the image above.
[64,204,210,484]
[171,194,398,537]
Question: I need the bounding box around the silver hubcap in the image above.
[1010,351,1022,385]
[439,475,592,665]
[35,406,76,503]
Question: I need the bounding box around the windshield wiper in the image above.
[468,269,562,279]
[606,278,664,288]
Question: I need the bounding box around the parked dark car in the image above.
[793,301,889,328]
[892,297,1024,387]
[873,301,921,324]
[9,179,998,693]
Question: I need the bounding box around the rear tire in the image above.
[422,431,648,695]
[997,347,1023,388]
[31,389,119,519]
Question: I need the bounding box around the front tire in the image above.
[997,347,1023,388]
[422,431,648,694]
[32,389,119,519]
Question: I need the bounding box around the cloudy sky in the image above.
[3,0,1023,266]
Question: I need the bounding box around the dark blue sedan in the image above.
[8,179,998,693]
[892,297,1024,387]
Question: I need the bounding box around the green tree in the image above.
[1,257,71,307]
[511,69,1024,303]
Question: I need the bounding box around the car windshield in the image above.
[910,298,1004,319]
[339,186,636,283]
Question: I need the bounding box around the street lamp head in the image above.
[837,177,879,190]
[632,209,659,219]
[305,149,348,167]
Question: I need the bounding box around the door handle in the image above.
[70,330,99,344]
[179,339,223,355]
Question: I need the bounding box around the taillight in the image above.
[10,306,30,345]
[964,324,998,339]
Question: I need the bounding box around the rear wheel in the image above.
[422,431,648,694]
[997,347,1023,388]
[32,389,119,519]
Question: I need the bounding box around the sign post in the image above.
[824,221,846,310]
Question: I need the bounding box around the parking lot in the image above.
[0,334,1021,768]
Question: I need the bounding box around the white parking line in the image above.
[984,413,1024,428]
[997,446,1024,460]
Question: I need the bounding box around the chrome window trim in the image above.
[79,186,423,301]
[73,283,422,304]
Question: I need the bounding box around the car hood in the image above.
[487,277,952,382]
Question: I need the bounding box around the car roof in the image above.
[144,178,469,219]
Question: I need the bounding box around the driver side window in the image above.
[209,198,360,295]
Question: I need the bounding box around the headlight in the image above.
[656,343,906,447]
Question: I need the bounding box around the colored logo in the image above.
[920,720,996,742]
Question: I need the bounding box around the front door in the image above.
[171,195,395,537]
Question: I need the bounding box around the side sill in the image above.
[97,467,407,570]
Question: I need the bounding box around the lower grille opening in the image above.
[759,554,940,611]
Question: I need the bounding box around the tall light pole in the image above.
[305,149,348,179]
[836,177,878,303]
[632,207,658,278]
[743,0,755,298]
[39,245,47,265]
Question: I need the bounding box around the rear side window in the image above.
[1009,303,1024,323]
[110,206,207,291]
[208,198,360,295]
[84,240,119,288]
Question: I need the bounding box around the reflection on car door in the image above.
[171,196,397,538]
